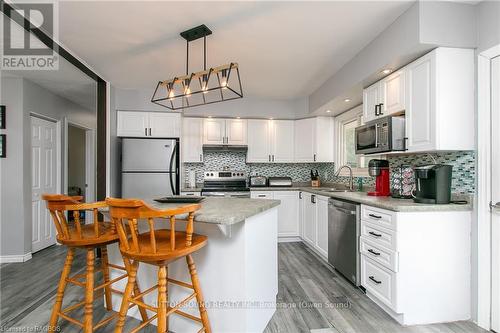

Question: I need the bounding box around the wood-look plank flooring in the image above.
[0,242,488,333]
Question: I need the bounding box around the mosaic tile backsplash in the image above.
[183,151,476,194]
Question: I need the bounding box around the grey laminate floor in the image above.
[0,242,488,333]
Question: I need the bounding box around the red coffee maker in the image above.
[368,159,391,196]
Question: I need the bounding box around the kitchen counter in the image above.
[146,197,280,225]
[250,186,473,212]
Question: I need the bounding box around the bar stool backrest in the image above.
[105,198,200,256]
[42,194,108,241]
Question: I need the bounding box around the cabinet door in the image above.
[363,83,380,123]
[182,118,204,163]
[274,191,299,238]
[149,112,181,137]
[314,117,334,162]
[271,120,295,163]
[226,119,247,145]
[247,120,271,163]
[303,193,317,246]
[203,118,226,145]
[315,195,329,258]
[294,118,315,162]
[298,191,305,238]
[381,70,405,116]
[117,111,149,137]
[405,53,436,152]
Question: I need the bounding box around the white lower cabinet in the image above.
[300,192,328,259]
[359,204,471,325]
[251,191,299,240]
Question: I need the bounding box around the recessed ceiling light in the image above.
[208,116,213,118]
[381,68,392,75]
[344,98,351,103]
[326,110,332,113]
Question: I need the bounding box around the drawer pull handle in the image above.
[258,195,266,198]
[368,213,382,219]
[368,231,382,237]
[368,249,381,256]
[369,276,382,284]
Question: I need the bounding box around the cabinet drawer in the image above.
[360,237,398,272]
[361,205,397,230]
[360,222,397,250]
[361,256,397,310]
[251,191,273,199]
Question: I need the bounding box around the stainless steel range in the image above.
[201,170,250,198]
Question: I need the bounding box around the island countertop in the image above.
[143,197,281,225]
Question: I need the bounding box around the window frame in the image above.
[334,105,369,177]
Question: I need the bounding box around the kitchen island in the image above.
[105,197,280,333]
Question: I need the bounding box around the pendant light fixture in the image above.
[151,25,243,110]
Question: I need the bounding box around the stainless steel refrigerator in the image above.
[121,138,179,198]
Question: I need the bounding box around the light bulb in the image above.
[184,79,191,97]
[167,83,175,100]
[201,74,209,94]
[220,69,228,89]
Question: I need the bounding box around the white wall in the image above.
[0,76,96,258]
[476,0,500,54]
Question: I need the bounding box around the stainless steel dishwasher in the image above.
[328,198,360,286]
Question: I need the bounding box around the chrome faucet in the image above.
[334,165,354,191]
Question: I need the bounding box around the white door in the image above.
[182,118,204,163]
[363,83,380,122]
[226,119,247,145]
[381,69,406,116]
[405,53,436,152]
[491,55,500,333]
[315,195,329,258]
[31,116,57,252]
[149,112,181,138]
[117,111,149,137]
[274,191,299,238]
[271,120,294,163]
[303,193,317,246]
[294,118,315,162]
[203,118,225,144]
[247,119,271,163]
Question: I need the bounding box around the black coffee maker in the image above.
[413,164,453,204]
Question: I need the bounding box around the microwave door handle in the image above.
[375,124,379,148]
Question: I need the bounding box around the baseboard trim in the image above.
[278,236,301,243]
[0,252,32,263]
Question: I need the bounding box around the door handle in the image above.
[313,154,317,162]
[145,128,148,136]
[269,155,271,162]
[368,249,381,256]
[272,155,275,162]
[375,104,379,116]
[200,154,203,162]
[378,103,384,115]
[149,128,152,136]
[368,213,382,219]
[369,276,382,284]
[368,231,382,237]
[311,195,316,204]
[490,201,500,210]
[299,192,302,199]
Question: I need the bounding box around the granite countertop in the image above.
[145,197,280,225]
[250,186,473,212]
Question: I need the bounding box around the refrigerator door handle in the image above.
[169,142,178,195]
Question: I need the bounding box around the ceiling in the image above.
[56,1,415,101]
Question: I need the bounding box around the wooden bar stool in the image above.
[42,194,148,332]
[105,198,211,333]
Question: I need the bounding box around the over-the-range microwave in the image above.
[355,115,406,154]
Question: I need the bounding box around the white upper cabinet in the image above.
[247,119,295,163]
[247,120,272,163]
[149,112,181,137]
[117,111,180,137]
[380,70,406,116]
[203,118,226,145]
[182,117,204,163]
[226,119,247,145]
[363,83,381,123]
[294,117,334,163]
[405,48,474,152]
[271,120,295,163]
[363,70,405,123]
[203,118,247,145]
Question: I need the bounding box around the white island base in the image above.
[107,207,278,333]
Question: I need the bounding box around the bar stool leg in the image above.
[157,266,167,333]
[101,247,112,311]
[83,248,95,333]
[133,280,149,322]
[186,255,211,333]
[115,259,138,333]
[49,248,75,331]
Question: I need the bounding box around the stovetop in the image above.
[202,170,248,192]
